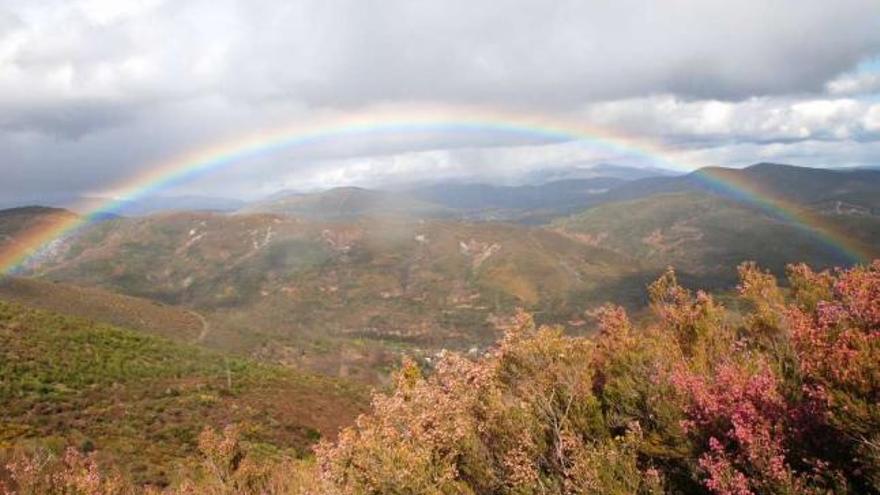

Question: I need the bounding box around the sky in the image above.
[1,0,880,203]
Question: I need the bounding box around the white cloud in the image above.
[864,105,880,132]
[826,72,880,95]
[271,141,648,191]
[579,96,879,144]
[676,139,880,170]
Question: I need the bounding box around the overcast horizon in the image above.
[2,0,880,204]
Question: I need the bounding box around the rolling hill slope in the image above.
[592,162,880,214]
[554,191,880,286]
[0,206,78,255]
[404,177,626,222]
[0,277,205,342]
[10,211,645,382]
[241,179,631,223]
[0,300,367,486]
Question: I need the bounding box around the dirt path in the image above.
[188,310,211,344]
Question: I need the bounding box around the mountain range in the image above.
[3,163,878,379]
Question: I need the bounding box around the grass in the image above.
[0,299,367,486]
[0,277,204,342]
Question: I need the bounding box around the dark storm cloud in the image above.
[0,100,134,138]
[232,0,880,105]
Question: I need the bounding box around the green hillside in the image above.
[554,192,878,285]
[0,277,205,342]
[0,300,367,487]
[592,163,880,215]
[17,212,645,382]
[6,180,879,388]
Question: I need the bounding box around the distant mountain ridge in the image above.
[241,163,880,222]
[548,163,880,286]
[239,179,629,222]
[242,177,635,222]
[592,162,880,214]
[0,195,246,217]
[0,207,79,259]
[521,162,679,182]
[5,163,879,229]
[3,163,877,222]
[110,195,247,216]
[235,163,676,220]
[0,205,73,218]
[238,186,451,219]
[403,177,626,221]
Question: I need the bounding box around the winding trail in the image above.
[188,309,211,344]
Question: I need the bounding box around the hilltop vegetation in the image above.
[0,207,79,271]
[554,192,878,285]
[307,260,880,494]
[3,260,878,494]
[0,277,205,342]
[0,301,366,487]
[591,163,880,213]
[550,164,880,283]
[18,212,644,382]
[0,207,77,236]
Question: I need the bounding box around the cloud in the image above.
[3,0,880,117]
[864,105,880,132]
[220,0,880,106]
[0,0,879,201]
[265,141,646,192]
[579,96,880,145]
[827,73,880,95]
[675,139,880,170]
[0,100,135,138]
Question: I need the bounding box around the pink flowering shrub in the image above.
[787,261,880,491]
[671,360,812,494]
[3,260,879,494]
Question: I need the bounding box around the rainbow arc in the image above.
[0,105,873,274]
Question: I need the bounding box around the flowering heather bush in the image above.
[3,260,879,494]
[787,261,880,491]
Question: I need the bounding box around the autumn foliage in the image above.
[2,260,879,494]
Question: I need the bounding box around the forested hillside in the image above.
[3,260,878,494]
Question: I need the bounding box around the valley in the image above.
[2,162,879,490]
[2,163,878,385]
[7,212,645,383]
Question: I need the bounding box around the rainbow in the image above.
[0,105,874,274]
[690,167,874,263]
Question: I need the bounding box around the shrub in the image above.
[4,260,879,494]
